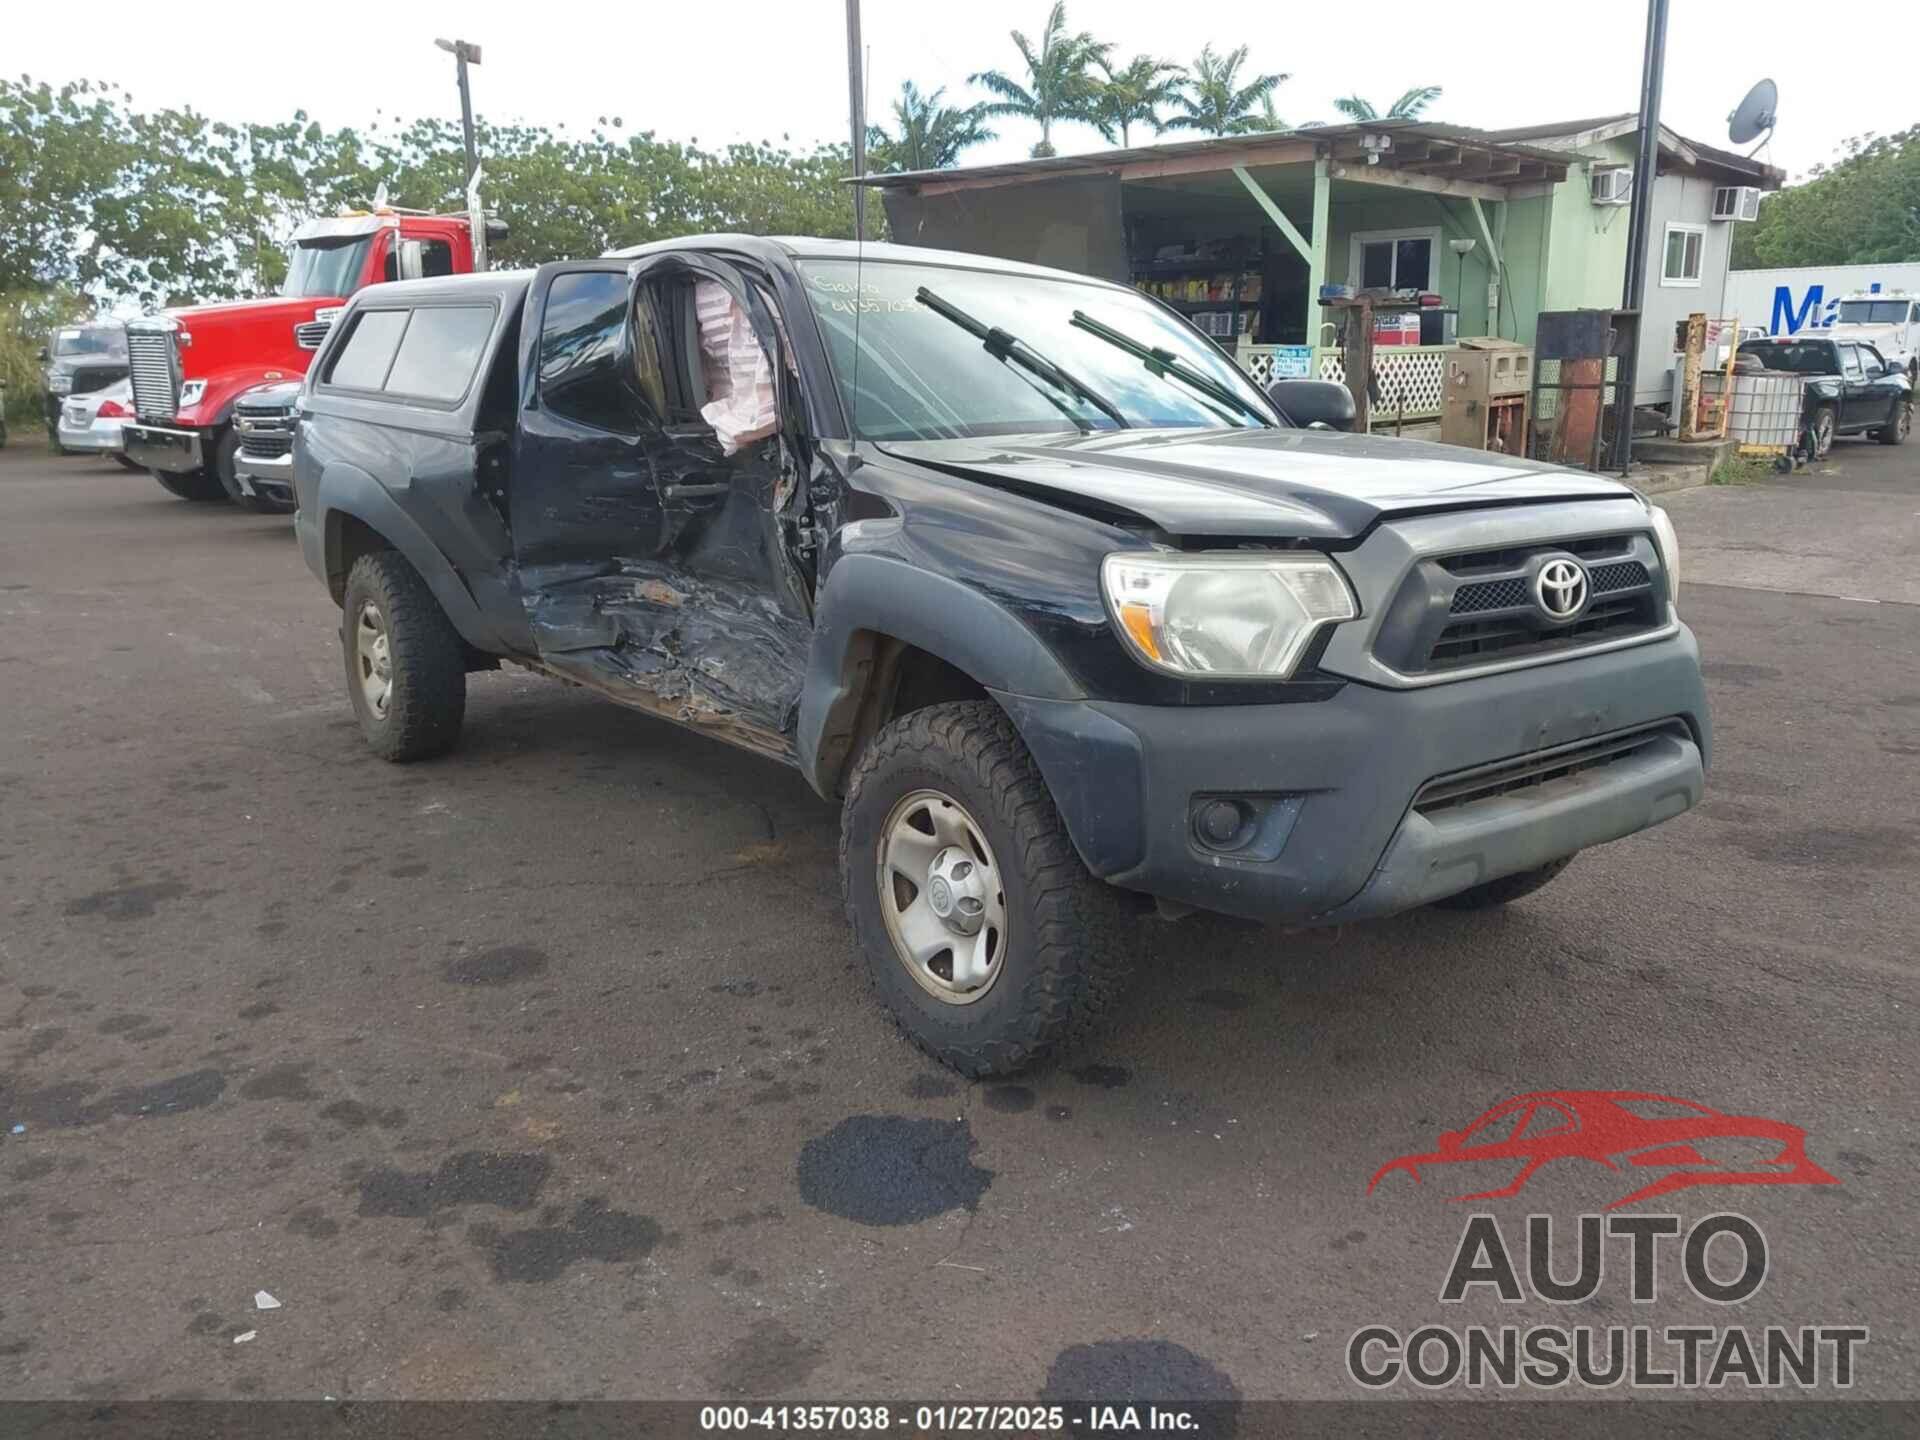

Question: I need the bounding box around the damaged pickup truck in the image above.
[292,239,1708,1075]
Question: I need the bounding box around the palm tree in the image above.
[1332,86,1443,122]
[1162,45,1288,138]
[970,3,1111,159]
[1090,54,1187,148]
[867,82,997,172]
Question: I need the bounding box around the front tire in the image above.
[1431,857,1574,911]
[1874,400,1910,446]
[341,550,467,762]
[150,465,229,502]
[841,700,1140,1077]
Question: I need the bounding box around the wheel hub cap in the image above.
[876,789,1009,1005]
[355,601,393,719]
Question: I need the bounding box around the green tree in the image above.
[0,74,863,310]
[1331,86,1443,122]
[970,2,1111,158]
[1090,55,1187,148]
[1162,45,1287,138]
[1732,127,1920,269]
[867,82,996,172]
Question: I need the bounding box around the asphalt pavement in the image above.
[0,438,1915,1412]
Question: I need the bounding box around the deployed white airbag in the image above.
[695,281,778,455]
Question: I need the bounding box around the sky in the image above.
[12,1,1917,184]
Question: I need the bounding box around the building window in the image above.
[1662,223,1704,287]
[1351,228,1439,292]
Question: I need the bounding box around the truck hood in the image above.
[1830,324,1909,353]
[155,295,343,324]
[879,428,1633,540]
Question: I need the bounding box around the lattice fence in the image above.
[1238,345,1452,423]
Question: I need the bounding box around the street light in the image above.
[435,37,483,187]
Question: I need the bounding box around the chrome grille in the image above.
[235,408,295,460]
[294,319,333,350]
[126,329,179,420]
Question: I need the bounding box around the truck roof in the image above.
[609,234,1133,288]
[346,271,537,305]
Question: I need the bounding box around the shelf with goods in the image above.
[1131,266,1265,342]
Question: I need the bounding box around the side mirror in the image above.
[397,239,426,281]
[1266,378,1356,432]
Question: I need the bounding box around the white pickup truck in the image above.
[1828,291,1920,381]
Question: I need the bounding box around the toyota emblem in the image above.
[1534,558,1589,622]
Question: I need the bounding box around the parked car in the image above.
[230,381,302,514]
[40,325,129,451]
[1741,334,1912,457]
[56,379,144,469]
[292,241,1708,1075]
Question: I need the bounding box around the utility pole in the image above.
[845,0,866,241]
[435,37,483,186]
[1613,0,1668,468]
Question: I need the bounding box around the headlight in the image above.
[178,380,207,408]
[1102,551,1358,679]
[1648,504,1681,610]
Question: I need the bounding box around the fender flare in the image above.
[795,552,1084,797]
[317,462,514,655]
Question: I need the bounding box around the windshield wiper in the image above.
[914,287,1130,431]
[1068,310,1272,427]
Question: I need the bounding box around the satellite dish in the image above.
[1728,79,1778,146]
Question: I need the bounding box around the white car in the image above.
[1828,292,1920,381]
[57,379,143,469]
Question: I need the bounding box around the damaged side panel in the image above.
[508,258,815,764]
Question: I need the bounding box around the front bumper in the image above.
[234,449,294,504]
[56,417,128,454]
[123,424,204,474]
[997,627,1710,925]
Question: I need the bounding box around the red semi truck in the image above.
[123,204,492,505]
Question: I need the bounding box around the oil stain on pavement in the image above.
[1041,1341,1240,1430]
[796,1115,992,1226]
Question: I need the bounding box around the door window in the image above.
[539,271,640,433]
[1839,344,1864,379]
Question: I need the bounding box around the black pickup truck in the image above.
[292,238,1708,1074]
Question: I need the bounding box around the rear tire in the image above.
[1808,404,1836,459]
[841,700,1140,1077]
[1431,857,1574,911]
[341,550,467,762]
[150,466,229,502]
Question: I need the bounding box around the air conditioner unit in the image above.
[1591,168,1633,205]
[1713,185,1762,222]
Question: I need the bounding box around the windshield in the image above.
[53,328,125,359]
[1836,300,1909,326]
[798,259,1278,441]
[284,236,373,299]
[1748,341,1839,375]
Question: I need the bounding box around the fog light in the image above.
[1189,793,1305,862]
[1197,800,1245,846]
